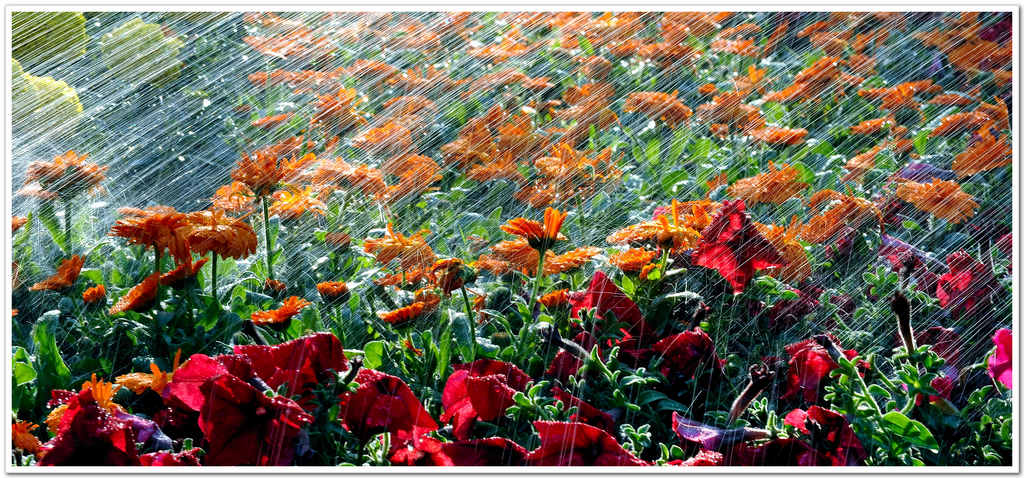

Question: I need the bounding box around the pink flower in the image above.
[988,328,1012,389]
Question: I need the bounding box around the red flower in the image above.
[668,449,724,466]
[780,336,859,403]
[545,332,597,383]
[936,250,1000,319]
[569,271,651,340]
[441,359,532,439]
[691,200,784,293]
[989,328,1012,389]
[339,369,437,442]
[915,326,964,370]
[389,434,454,466]
[551,387,617,435]
[783,406,867,465]
[165,354,253,413]
[440,437,528,466]
[139,448,202,466]
[38,389,140,466]
[763,289,820,331]
[233,332,349,400]
[651,327,722,383]
[197,374,313,465]
[524,421,647,466]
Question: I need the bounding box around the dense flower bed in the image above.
[9,11,1013,467]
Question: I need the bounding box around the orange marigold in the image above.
[115,349,181,395]
[270,185,327,221]
[610,248,659,274]
[352,120,413,155]
[22,151,107,200]
[183,209,258,260]
[929,112,991,137]
[756,216,811,284]
[727,163,809,205]
[316,281,350,302]
[800,190,882,243]
[160,257,209,289]
[747,127,808,146]
[501,207,568,251]
[546,246,602,275]
[311,87,367,130]
[211,181,256,213]
[363,223,435,270]
[109,206,192,264]
[622,91,692,128]
[230,151,290,196]
[251,296,312,325]
[538,288,570,308]
[12,216,27,233]
[109,272,161,315]
[849,116,894,135]
[30,255,84,291]
[12,421,42,457]
[952,128,1011,177]
[896,178,978,224]
[82,284,106,304]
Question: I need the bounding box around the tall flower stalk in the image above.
[500,207,567,317]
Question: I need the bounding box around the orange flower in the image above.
[183,209,258,260]
[311,157,388,199]
[929,112,991,137]
[211,181,256,213]
[849,116,894,135]
[842,142,885,183]
[800,190,882,243]
[381,154,443,202]
[622,91,692,128]
[251,296,312,326]
[654,199,712,250]
[896,178,978,224]
[472,254,514,276]
[546,246,601,275]
[82,284,106,304]
[379,302,428,326]
[952,127,1011,177]
[230,151,289,196]
[467,152,525,183]
[975,98,1009,132]
[44,373,124,434]
[12,421,42,457]
[610,248,659,274]
[501,207,567,251]
[538,288,570,309]
[698,83,717,95]
[115,349,181,395]
[311,87,367,130]
[29,255,84,291]
[352,120,413,155]
[429,258,469,295]
[316,281,350,302]
[270,185,327,221]
[251,112,294,129]
[374,268,428,287]
[491,239,542,274]
[109,272,161,315]
[756,216,811,284]
[727,163,808,205]
[12,216,27,233]
[710,38,760,57]
[109,206,192,264]
[22,151,107,200]
[364,223,435,270]
[747,127,808,146]
[265,278,287,293]
[928,93,975,106]
[160,257,209,289]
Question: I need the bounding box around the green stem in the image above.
[153,244,162,310]
[62,197,73,256]
[261,196,275,281]
[460,285,477,351]
[211,254,218,304]
[527,251,547,319]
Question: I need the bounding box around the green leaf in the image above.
[689,138,713,161]
[12,346,36,385]
[32,314,72,400]
[578,35,594,56]
[452,314,475,362]
[660,170,689,196]
[645,137,661,164]
[363,340,384,370]
[436,320,452,377]
[881,411,939,451]
[914,129,930,156]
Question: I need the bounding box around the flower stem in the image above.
[211,254,219,305]
[460,285,477,358]
[261,196,275,281]
[527,251,547,319]
[153,244,162,310]
[62,197,73,256]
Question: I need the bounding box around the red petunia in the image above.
[339,369,437,442]
[38,388,140,466]
[691,200,784,293]
[783,406,867,465]
[389,434,454,466]
[139,448,203,466]
[936,250,1000,319]
[551,387,617,435]
[780,336,859,403]
[441,359,532,439]
[651,327,723,383]
[525,421,647,466]
[668,449,724,466]
[197,374,313,465]
[233,332,348,400]
[989,328,1012,389]
[569,271,651,340]
[440,437,528,466]
[165,353,253,413]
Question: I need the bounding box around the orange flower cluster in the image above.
[515,143,622,208]
[799,190,882,243]
[763,57,863,104]
[747,127,808,146]
[755,217,811,284]
[952,127,1011,178]
[381,154,443,202]
[270,185,327,221]
[20,151,107,201]
[183,209,258,260]
[82,284,106,304]
[914,12,1011,78]
[623,91,692,128]
[115,349,181,395]
[501,207,567,251]
[311,87,368,131]
[363,223,435,271]
[896,178,978,224]
[29,255,84,292]
[251,296,312,326]
[608,199,716,252]
[211,181,256,213]
[230,151,313,197]
[610,248,659,275]
[109,272,160,315]
[695,91,764,132]
[727,163,809,205]
[311,157,388,199]
[110,206,193,264]
[379,289,440,325]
